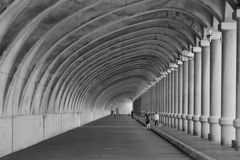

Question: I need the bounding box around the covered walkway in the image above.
[0,115,192,160]
[1,0,240,159]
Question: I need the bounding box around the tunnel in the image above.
[1,0,240,159]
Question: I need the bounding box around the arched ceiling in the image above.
[0,0,237,116]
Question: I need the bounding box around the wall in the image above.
[0,110,110,158]
[13,115,44,152]
[0,117,12,157]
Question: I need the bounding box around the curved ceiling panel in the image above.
[0,0,235,116]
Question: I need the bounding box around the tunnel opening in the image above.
[111,98,133,115]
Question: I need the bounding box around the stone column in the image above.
[161,79,164,125]
[209,31,222,142]
[200,40,210,139]
[162,78,166,125]
[178,64,183,130]
[149,88,152,113]
[219,21,236,146]
[165,76,169,126]
[234,10,240,150]
[187,58,194,134]
[193,47,202,136]
[156,84,158,112]
[156,83,159,112]
[164,77,168,126]
[168,72,172,127]
[171,71,175,128]
[174,69,179,129]
[159,81,162,125]
[159,80,162,125]
[182,60,188,132]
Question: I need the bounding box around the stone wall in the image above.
[0,110,110,158]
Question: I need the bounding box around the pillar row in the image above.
[219,21,237,146]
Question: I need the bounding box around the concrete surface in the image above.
[1,115,193,160]
[135,115,240,160]
[0,110,109,158]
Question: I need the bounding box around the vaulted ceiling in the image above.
[0,0,237,116]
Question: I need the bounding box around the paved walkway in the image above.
[1,115,192,160]
[135,115,240,160]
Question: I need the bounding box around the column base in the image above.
[208,116,221,141]
[181,114,187,119]
[173,114,178,118]
[192,115,200,122]
[187,115,193,120]
[209,124,220,141]
[193,121,201,136]
[178,119,182,130]
[187,115,193,134]
[174,119,178,129]
[220,126,235,146]
[219,117,235,146]
[188,120,193,134]
[182,114,188,132]
[201,122,209,139]
[234,119,240,151]
[200,116,209,139]
[177,114,182,119]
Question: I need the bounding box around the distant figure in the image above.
[111,110,114,117]
[144,110,150,130]
[131,110,134,118]
[154,112,159,127]
[113,110,116,118]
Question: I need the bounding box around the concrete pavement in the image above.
[1,115,192,160]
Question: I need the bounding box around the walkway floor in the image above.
[135,115,240,160]
[1,115,193,160]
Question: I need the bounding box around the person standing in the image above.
[111,110,114,117]
[154,112,159,127]
[131,110,134,118]
[113,110,116,118]
[144,110,151,130]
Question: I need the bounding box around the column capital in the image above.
[200,39,210,47]
[211,31,222,40]
[192,47,201,53]
[219,21,236,31]
[233,9,240,20]
[177,60,183,65]
[181,56,188,62]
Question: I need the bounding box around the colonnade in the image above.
[142,10,240,151]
